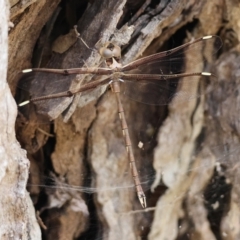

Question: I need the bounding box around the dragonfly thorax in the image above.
[111,71,123,81]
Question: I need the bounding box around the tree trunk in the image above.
[7,0,240,239]
[0,0,41,239]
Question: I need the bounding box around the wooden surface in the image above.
[7,0,240,239]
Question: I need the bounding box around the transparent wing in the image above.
[121,74,216,105]
[122,35,222,74]
[120,35,222,104]
[16,72,109,122]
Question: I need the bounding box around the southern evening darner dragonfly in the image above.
[18,35,222,208]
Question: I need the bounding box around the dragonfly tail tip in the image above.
[138,193,147,208]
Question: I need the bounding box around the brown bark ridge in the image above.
[0,0,41,239]
[9,0,240,239]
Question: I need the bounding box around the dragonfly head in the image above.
[99,42,121,60]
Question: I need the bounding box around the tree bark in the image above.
[7,0,240,239]
[0,0,41,239]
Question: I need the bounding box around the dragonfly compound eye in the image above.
[99,42,121,59]
[100,48,114,59]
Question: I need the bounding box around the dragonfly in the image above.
[18,35,222,208]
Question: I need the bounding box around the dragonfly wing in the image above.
[120,35,221,105]
[16,71,110,122]
[17,72,78,121]
[121,74,217,105]
[122,35,222,74]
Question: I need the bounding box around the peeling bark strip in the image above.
[9,0,240,240]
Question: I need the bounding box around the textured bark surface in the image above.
[9,0,240,239]
[0,0,41,239]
